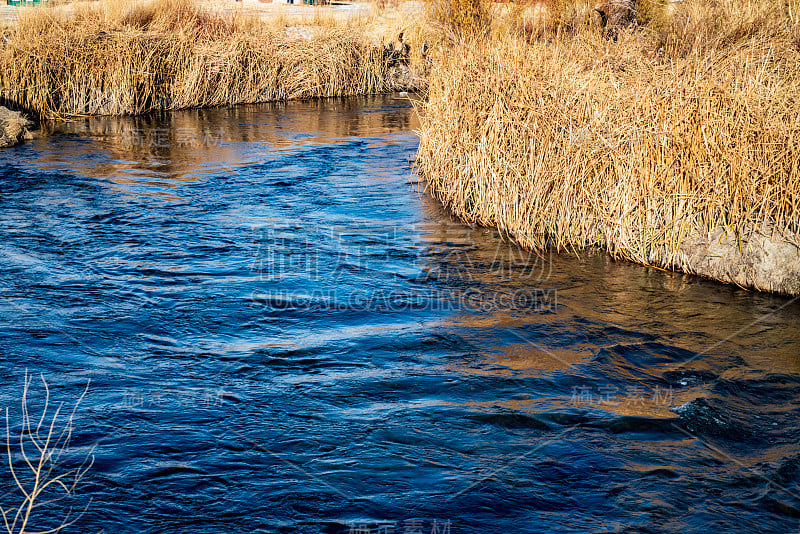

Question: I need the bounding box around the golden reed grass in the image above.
[0,0,403,118]
[416,0,800,292]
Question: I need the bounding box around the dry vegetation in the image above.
[1,374,93,534]
[0,0,797,291]
[0,0,425,118]
[417,0,800,292]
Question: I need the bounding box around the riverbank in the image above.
[416,0,800,295]
[0,0,428,118]
[2,0,798,296]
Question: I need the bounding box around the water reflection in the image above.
[32,95,416,202]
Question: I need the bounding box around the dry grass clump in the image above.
[427,0,490,37]
[416,0,800,286]
[0,0,400,118]
[651,0,796,56]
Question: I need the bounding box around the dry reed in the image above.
[0,0,409,118]
[416,0,800,292]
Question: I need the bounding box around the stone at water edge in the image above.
[677,226,800,296]
[0,106,33,148]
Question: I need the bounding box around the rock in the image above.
[0,106,33,148]
[676,225,800,296]
[382,33,428,92]
[386,64,426,92]
[594,0,636,39]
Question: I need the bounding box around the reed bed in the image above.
[0,0,408,118]
[416,0,800,293]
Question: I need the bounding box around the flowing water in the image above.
[0,95,798,534]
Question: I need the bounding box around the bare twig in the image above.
[0,372,94,534]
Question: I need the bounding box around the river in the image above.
[0,95,798,533]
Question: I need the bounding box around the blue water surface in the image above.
[0,95,798,534]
